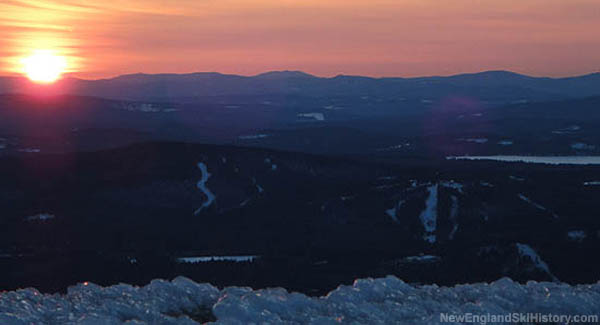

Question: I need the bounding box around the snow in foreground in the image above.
[1,277,599,324]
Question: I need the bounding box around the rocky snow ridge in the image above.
[1,276,599,324]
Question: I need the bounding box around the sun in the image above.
[20,50,68,84]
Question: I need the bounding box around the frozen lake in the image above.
[447,156,600,165]
[177,255,259,263]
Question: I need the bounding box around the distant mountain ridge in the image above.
[85,69,600,82]
[1,70,600,103]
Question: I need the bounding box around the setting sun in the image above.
[20,50,68,84]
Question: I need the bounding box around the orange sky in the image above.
[1,0,599,79]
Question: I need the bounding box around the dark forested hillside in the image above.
[1,142,599,294]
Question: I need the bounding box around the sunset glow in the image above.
[0,0,599,78]
[20,50,68,83]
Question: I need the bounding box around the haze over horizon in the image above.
[2,68,600,82]
[1,0,599,80]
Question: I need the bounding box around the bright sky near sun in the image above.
[0,0,599,79]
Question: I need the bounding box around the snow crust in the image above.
[1,276,599,324]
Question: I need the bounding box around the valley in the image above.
[1,142,599,295]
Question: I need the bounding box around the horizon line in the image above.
[2,69,600,82]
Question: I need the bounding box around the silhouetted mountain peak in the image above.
[1,70,600,101]
[254,70,316,79]
[444,70,536,81]
[560,72,600,81]
[332,74,379,81]
[109,72,231,82]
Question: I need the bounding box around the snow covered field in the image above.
[1,276,599,324]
